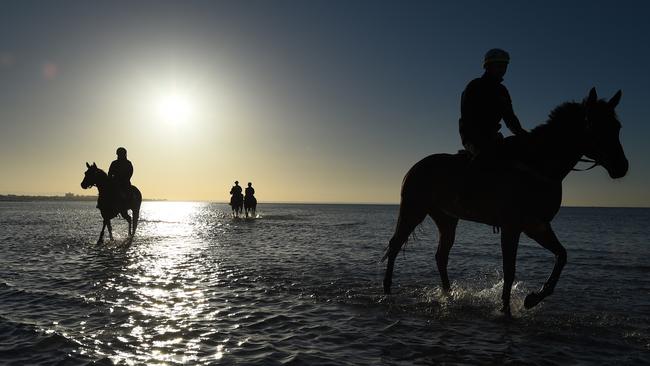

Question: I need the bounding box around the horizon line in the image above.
[2,194,649,209]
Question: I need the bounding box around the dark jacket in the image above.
[230,185,242,195]
[245,187,255,197]
[108,158,133,186]
[459,73,524,151]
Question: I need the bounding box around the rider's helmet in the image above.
[248,182,252,186]
[483,48,510,67]
[235,181,239,184]
[116,147,127,157]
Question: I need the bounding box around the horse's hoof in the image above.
[441,287,452,297]
[524,292,543,309]
[500,305,512,318]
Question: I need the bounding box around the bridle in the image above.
[572,110,601,172]
[572,157,599,171]
[82,170,98,188]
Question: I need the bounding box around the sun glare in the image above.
[155,92,194,124]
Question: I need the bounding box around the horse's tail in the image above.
[130,186,142,234]
[381,169,429,263]
[381,158,438,294]
[130,186,142,208]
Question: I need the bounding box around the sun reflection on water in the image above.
[98,202,232,364]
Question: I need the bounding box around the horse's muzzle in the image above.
[606,157,629,179]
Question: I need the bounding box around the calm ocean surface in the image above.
[0,201,648,365]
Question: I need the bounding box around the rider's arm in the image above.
[460,80,480,122]
[108,161,116,178]
[501,88,527,136]
[503,108,526,136]
[127,161,133,180]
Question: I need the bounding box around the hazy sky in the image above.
[1,0,649,205]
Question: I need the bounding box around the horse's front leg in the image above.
[500,226,521,316]
[523,222,567,309]
[98,221,107,244]
[107,220,114,241]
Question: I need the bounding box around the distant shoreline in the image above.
[0,194,166,202]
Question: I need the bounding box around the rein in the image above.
[572,113,600,172]
[572,157,599,171]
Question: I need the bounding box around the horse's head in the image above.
[582,88,628,179]
[81,162,101,189]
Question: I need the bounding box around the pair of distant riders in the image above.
[230,181,257,218]
[230,181,255,201]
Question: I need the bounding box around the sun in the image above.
[154,91,194,124]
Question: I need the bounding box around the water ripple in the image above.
[0,202,648,364]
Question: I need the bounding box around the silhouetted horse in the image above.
[382,88,628,316]
[81,162,142,243]
[244,195,257,218]
[230,193,244,218]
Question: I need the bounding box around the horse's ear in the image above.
[92,162,97,168]
[608,90,622,108]
[86,162,90,168]
[586,87,598,105]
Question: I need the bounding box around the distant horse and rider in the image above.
[382,49,629,316]
[244,182,257,218]
[81,147,142,244]
[230,181,257,218]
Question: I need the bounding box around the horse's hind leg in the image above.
[382,201,428,294]
[431,211,459,293]
[500,225,521,316]
[132,210,139,236]
[98,221,107,244]
[120,211,132,235]
[523,222,567,309]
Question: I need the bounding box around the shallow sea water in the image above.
[0,202,648,365]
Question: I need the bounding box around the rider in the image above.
[230,180,241,194]
[459,48,528,161]
[108,147,133,205]
[245,182,255,198]
[230,181,242,196]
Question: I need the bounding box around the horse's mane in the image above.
[530,101,585,139]
[90,167,110,187]
[94,167,108,179]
